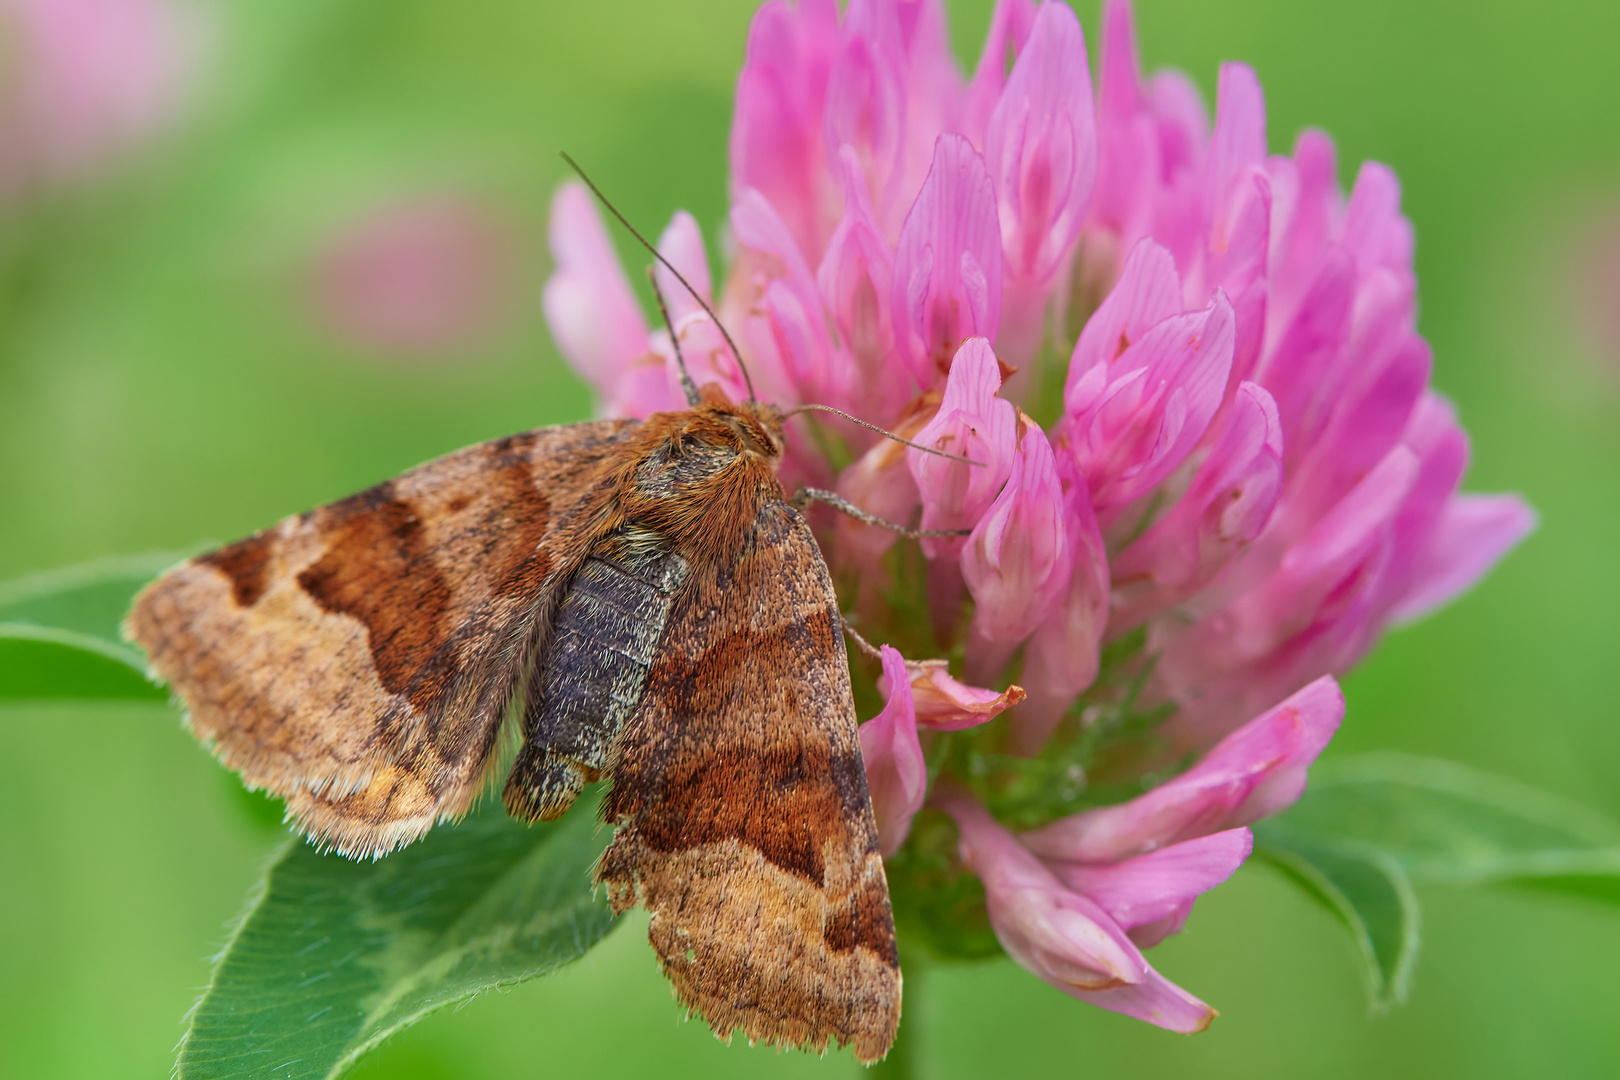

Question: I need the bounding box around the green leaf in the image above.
[0,552,189,701]
[1252,824,1421,1012]
[178,794,619,1080]
[1255,753,1620,1012]
[1275,753,1620,904]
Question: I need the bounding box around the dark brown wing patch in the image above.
[199,532,274,607]
[599,495,901,1063]
[127,419,636,858]
[296,482,458,695]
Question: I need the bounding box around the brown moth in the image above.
[122,157,974,1061]
[127,388,906,1061]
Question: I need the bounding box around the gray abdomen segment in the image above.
[502,532,688,821]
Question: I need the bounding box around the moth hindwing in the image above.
[126,389,902,1062]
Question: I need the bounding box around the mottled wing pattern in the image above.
[599,497,902,1064]
[127,419,637,858]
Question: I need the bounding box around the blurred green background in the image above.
[2,0,1618,1076]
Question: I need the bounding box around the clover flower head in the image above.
[543,0,1534,1029]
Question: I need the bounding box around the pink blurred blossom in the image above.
[0,0,197,197]
[544,181,651,402]
[314,193,522,361]
[1570,204,1620,376]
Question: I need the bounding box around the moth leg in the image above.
[839,614,884,660]
[792,487,970,539]
[504,529,690,823]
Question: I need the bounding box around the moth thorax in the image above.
[617,523,668,560]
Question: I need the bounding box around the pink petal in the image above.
[961,418,1071,677]
[1265,128,1340,330]
[604,358,685,420]
[729,0,842,261]
[1125,901,1193,950]
[657,311,755,411]
[1342,161,1412,274]
[1021,676,1344,862]
[1371,390,1469,614]
[731,188,826,340]
[985,0,1097,287]
[961,0,1037,147]
[939,786,1148,992]
[1246,446,1419,649]
[1064,238,1184,416]
[892,0,966,212]
[730,186,836,404]
[1097,0,1141,120]
[1110,380,1283,628]
[1013,472,1110,753]
[817,145,911,420]
[1089,0,1209,255]
[1257,248,1356,460]
[1280,331,1430,529]
[766,278,842,405]
[541,181,649,399]
[824,9,908,224]
[1205,63,1267,217]
[906,337,1018,558]
[1046,827,1253,933]
[1202,169,1272,389]
[833,418,924,579]
[1075,292,1237,510]
[1088,0,1150,239]
[859,645,928,855]
[1070,966,1217,1034]
[1389,494,1537,625]
[892,134,1004,382]
[1165,446,1419,688]
[888,660,1025,731]
[653,209,713,323]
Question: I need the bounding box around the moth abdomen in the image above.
[502,530,688,823]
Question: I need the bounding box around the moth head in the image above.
[695,385,785,464]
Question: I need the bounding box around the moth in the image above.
[126,163,965,1064]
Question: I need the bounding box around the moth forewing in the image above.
[125,420,639,859]
[595,402,902,1063]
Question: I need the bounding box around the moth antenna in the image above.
[839,616,884,661]
[785,403,983,466]
[560,151,759,403]
[648,267,703,407]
